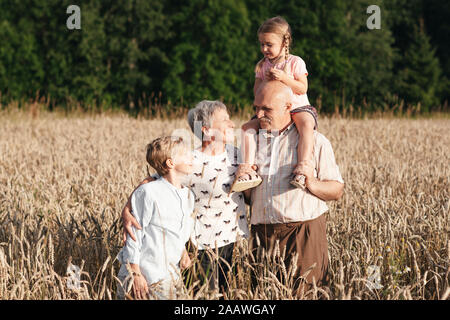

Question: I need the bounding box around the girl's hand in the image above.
[269,68,287,82]
[132,272,149,300]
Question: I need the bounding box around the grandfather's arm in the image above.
[306,178,344,201]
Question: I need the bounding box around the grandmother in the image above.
[121,100,249,294]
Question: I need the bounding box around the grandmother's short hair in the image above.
[187,100,227,140]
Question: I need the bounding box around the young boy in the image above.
[116,136,195,300]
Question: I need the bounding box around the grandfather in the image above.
[239,81,344,292]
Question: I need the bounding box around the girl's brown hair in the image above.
[255,16,292,74]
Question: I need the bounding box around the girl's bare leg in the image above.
[230,119,262,192]
[291,112,316,189]
[240,118,259,169]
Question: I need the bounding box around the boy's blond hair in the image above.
[146,136,186,176]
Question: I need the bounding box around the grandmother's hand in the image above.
[236,163,258,180]
[179,249,192,270]
[122,204,141,244]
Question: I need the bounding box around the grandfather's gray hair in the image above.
[187,100,227,140]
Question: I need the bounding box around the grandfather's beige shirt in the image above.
[250,122,344,225]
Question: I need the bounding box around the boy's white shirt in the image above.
[117,176,195,285]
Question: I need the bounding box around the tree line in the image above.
[0,0,448,114]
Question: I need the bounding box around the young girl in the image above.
[231,16,318,192]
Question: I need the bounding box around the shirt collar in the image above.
[259,121,295,138]
[266,54,291,67]
[160,176,185,192]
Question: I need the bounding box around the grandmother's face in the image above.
[206,108,235,144]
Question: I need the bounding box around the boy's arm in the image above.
[121,187,154,299]
[122,187,153,260]
[122,176,156,244]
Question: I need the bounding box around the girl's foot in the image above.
[290,161,312,189]
[290,174,306,189]
[230,171,262,192]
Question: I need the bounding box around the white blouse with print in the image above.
[188,144,249,250]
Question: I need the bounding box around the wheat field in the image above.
[0,108,449,300]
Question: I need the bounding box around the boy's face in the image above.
[171,146,194,175]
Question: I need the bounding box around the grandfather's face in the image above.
[253,84,292,131]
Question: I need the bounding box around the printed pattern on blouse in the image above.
[189,144,249,250]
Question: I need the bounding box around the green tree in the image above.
[396,21,441,111]
[387,0,447,110]
[0,0,446,113]
[162,0,255,107]
[423,0,450,106]
[260,0,395,112]
[71,0,172,109]
[0,1,67,105]
[0,19,44,102]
